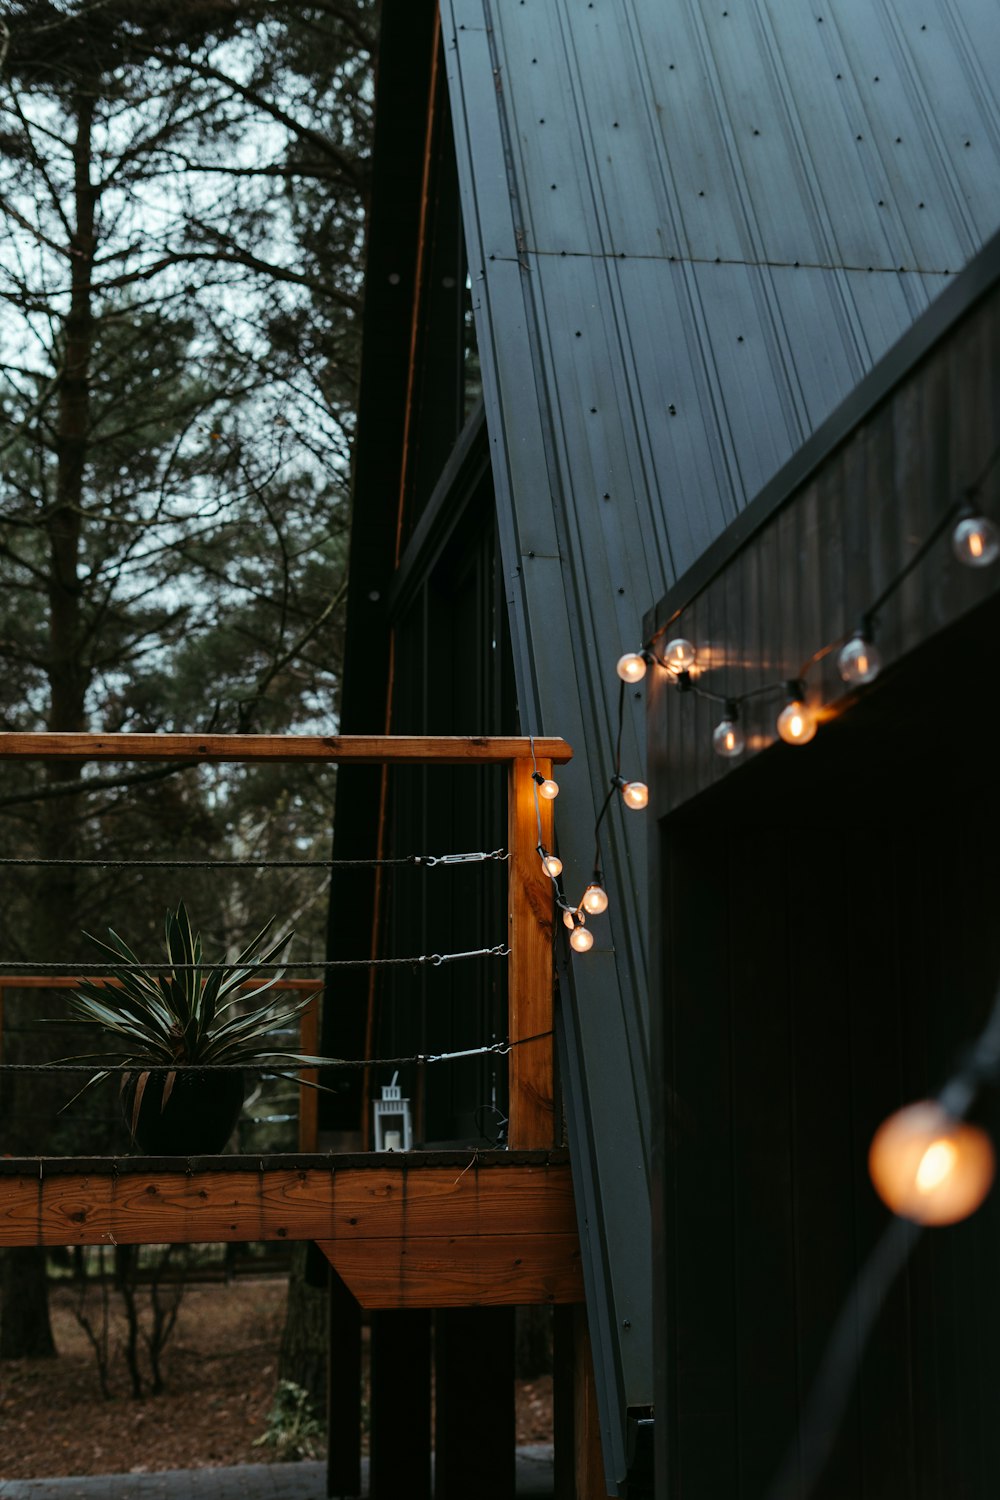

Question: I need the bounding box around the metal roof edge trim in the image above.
[644,225,1000,641]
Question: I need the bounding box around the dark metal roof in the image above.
[440,0,1000,1488]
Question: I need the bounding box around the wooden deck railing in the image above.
[0,733,572,1156]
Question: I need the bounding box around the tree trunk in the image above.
[1,86,98,1360]
[278,1242,328,1417]
[0,1249,56,1359]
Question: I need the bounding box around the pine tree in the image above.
[0,0,375,1363]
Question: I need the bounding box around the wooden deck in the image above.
[0,1150,582,1310]
[0,735,577,1315]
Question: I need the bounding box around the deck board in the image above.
[0,1150,580,1309]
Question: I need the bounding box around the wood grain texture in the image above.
[320,1232,583,1308]
[0,733,572,764]
[0,1161,576,1247]
[507,756,555,1148]
[573,1306,613,1497]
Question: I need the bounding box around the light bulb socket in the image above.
[532,771,545,785]
[784,679,807,701]
[673,670,693,692]
[724,699,740,720]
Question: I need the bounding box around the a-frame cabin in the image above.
[325,0,1000,1494]
[4,3,1000,1498]
[325,2,1000,1496]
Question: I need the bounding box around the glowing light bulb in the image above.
[838,633,882,685]
[562,909,577,930]
[621,780,648,810]
[868,1100,995,1225]
[570,924,594,953]
[776,684,817,746]
[663,637,696,672]
[538,778,559,800]
[582,882,609,915]
[914,1139,957,1192]
[541,852,562,879]
[617,652,648,684]
[712,704,745,759]
[952,513,999,568]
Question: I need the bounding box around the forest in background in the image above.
[0,0,376,1395]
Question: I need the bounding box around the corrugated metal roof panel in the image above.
[443,0,1000,1489]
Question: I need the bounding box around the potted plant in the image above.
[62,902,325,1155]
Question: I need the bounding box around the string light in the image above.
[712,701,745,759]
[539,849,563,879]
[621,780,649,809]
[562,908,578,930]
[532,770,559,799]
[868,1100,995,1226]
[617,651,648,683]
[776,682,817,746]
[663,637,696,672]
[582,878,609,915]
[952,508,999,568]
[837,626,882,686]
[631,450,999,765]
[569,922,594,953]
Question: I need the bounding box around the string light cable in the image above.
[530,694,646,952]
[619,443,1000,759]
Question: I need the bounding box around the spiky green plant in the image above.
[61,902,326,1135]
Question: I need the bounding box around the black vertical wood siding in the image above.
[655,714,1000,1498]
[649,237,1000,1496]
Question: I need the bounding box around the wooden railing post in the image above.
[507,755,555,1148]
[298,993,320,1153]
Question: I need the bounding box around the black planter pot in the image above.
[121,1068,245,1155]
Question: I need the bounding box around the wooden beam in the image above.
[0,732,572,764]
[507,756,556,1148]
[573,1306,613,1498]
[321,1233,583,1309]
[0,1159,576,1247]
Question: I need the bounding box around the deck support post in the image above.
[434,1306,515,1499]
[574,1305,611,1499]
[554,1304,610,1500]
[369,1309,432,1500]
[326,1265,363,1498]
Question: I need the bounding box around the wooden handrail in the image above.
[0,733,572,764]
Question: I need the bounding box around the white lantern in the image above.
[372,1071,413,1152]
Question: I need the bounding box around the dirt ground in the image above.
[0,1277,554,1481]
